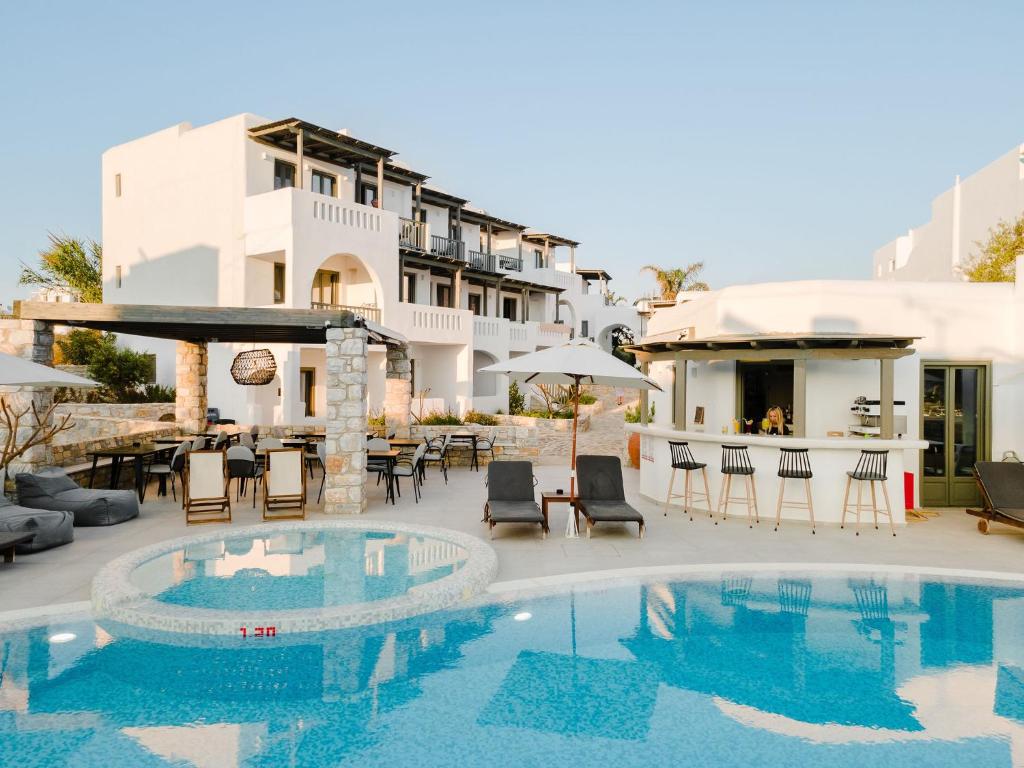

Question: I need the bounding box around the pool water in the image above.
[127,529,468,611]
[4,572,1024,767]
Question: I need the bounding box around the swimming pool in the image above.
[91,521,497,635]
[4,569,1024,767]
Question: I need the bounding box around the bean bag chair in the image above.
[0,470,74,552]
[16,468,139,527]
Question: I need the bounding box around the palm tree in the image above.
[640,263,709,300]
[19,233,103,303]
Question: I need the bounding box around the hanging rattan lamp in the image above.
[231,348,277,385]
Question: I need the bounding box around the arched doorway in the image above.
[473,350,499,397]
[308,253,382,322]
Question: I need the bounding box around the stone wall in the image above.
[55,403,176,421]
[0,319,54,365]
[323,327,368,515]
[495,413,591,432]
[51,416,177,467]
[175,340,207,433]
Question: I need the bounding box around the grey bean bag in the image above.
[0,470,74,552]
[16,468,139,527]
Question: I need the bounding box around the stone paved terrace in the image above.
[2,459,1023,615]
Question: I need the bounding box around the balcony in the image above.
[466,250,496,272]
[390,302,472,345]
[399,218,425,250]
[430,235,465,261]
[537,322,573,346]
[310,302,381,324]
[498,253,523,272]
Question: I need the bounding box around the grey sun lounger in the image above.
[576,455,646,538]
[483,461,548,539]
[16,467,139,527]
[968,461,1024,534]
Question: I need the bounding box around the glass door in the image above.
[920,364,987,507]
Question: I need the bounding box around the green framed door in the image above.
[921,364,988,507]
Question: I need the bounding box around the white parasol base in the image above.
[565,511,579,538]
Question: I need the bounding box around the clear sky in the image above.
[2,0,1023,305]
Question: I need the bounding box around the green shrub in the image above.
[464,410,498,426]
[520,409,574,420]
[624,401,655,424]
[139,383,176,403]
[508,381,525,415]
[578,393,597,405]
[419,410,464,426]
[367,408,387,427]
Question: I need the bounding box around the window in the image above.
[362,185,377,207]
[403,273,417,303]
[274,160,295,190]
[273,263,286,304]
[581,320,589,338]
[300,368,316,417]
[436,283,451,308]
[736,361,794,432]
[502,296,517,321]
[534,249,544,269]
[115,265,122,289]
[114,174,122,197]
[311,270,339,306]
[311,170,336,197]
[468,293,482,315]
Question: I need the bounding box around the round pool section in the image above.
[92,521,497,636]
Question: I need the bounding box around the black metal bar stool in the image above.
[841,449,895,536]
[716,444,759,527]
[774,448,815,534]
[664,441,712,521]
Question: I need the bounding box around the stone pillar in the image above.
[383,344,412,438]
[0,319,57,476]
[324,327,368,515]
[175,340,208,433]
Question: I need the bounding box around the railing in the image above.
[310,195,382,233]
[537,322,573,344]
[399,217,425,250]
[466,250,496,272]
[498,254,523,272]
[408,304,464,332]
[473,316,504,339]
[310,302,382,324]
[430,235,465,261]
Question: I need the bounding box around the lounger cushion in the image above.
[487,461,536,502]
[0,499,74,552]
[975,462,1024,520]
[487,500,544,524]
[16,468,139,527]
[576,455,627,502]
[579,501,644,523]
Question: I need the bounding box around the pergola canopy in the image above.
[522,231,580,248]
[628,332,918,361]
[13,302,407,347]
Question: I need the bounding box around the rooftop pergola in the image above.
[522,231,580,272]
[626,332,919,438]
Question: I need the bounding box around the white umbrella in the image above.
[477,338,661,535]
[0,352,98,388]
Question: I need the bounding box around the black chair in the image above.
[969,461,1024,534]
[841,449,894,536]
[716,444,759,527]
[774,448,815,534]
[422,435,450,484]
[226,445,263,507]
[575,455,645,538]
[482,461,547,538]
[664,441,711,521]
[392,444,428,503]
[147,441,189,502]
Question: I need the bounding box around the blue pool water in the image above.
[3,572,1024,767]
[127,529,468,610]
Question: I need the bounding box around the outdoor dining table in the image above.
[449,433,480,471]
[87,442,170,503]
[368,449,401,505]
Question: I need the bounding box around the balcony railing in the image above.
[466,250,496,272]
[430,235,465,261]
[310,302,382,324]
[498,254,523,272]
[399,217,425,250]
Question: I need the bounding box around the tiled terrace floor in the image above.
[2,460,1023,615]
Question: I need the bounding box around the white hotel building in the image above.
[100,114,639,423]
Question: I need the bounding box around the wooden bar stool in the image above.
[664,441,712,521]
[841,449,895,537]
[774,448,815,534]
[716,444,759,527]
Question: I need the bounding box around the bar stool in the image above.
[716,444,759,527]
[664,441,712,521]
[841,449,895,537]
[774,448,815,534]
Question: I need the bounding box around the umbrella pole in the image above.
[568,375,581,538]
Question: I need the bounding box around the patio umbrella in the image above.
[0,352,97,388]
[477,338,660,534]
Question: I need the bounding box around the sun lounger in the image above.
[0,468,73,552]
[16,467,138,526]
[968,461,1024,534]
[483,461,547,538]
[576,455,646,538]
[184,450,231,525]
[263,448,305,520]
